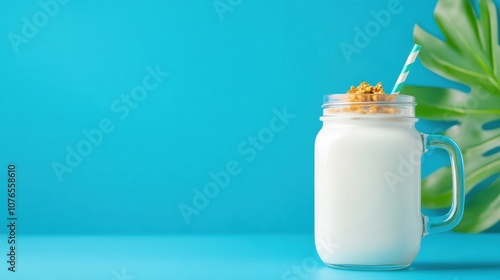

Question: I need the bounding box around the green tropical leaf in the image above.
[405,0,500,232]
[413,0,500,93]
[404,85,500,120]
[455,176,500,232]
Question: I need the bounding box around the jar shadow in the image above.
[309,261,500,280]
[409,261,500,271]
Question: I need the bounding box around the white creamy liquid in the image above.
[315,117,423,267]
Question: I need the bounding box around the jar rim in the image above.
[322,93,416,108]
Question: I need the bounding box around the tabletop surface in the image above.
[1,233,499,280]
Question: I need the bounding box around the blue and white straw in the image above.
[391,44,421,94]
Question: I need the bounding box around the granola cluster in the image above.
[329,82,398,114]
[347,82,389,101]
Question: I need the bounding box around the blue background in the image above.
[0,0,497,236]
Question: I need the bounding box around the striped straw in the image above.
[391,44,421,94]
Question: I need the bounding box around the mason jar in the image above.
[314,94,465,270]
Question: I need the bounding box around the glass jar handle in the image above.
[421,133,465,235]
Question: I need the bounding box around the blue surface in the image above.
[1,233,499,279]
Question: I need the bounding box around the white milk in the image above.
[315,116,423,268]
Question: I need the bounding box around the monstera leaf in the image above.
[403,0,500,232]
